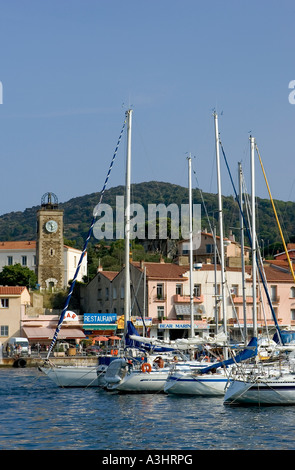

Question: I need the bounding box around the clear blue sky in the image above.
[0,0,294,216]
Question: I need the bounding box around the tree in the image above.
[0,264,37,288]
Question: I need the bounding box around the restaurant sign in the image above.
[84,313,117,324]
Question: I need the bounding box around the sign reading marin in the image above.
[84,313,117,324]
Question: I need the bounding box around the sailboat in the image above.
[102,115,202,393]
[39,112,128,387]
[224,137,295,405]
[164,114,251,396]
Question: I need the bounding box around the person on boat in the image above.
[153,356,164,368]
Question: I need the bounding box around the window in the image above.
[7,256,13,266]
[97,289,102,300]
[231,285,239,296]
[0,299,9,308]
[113,287,117,299]
[291,309,295,321]
[206,244,214,254]
[21,256,27,266]
[193,284,201,297]
[121,287,124,299]
[105,287,109,300]
[157,306,165,319]
[291,287,295,298]
[0,325,8,336]
[270,285,277,301]
[176,284,182,295]
[157,283,164,299]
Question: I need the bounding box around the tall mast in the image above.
[239,162,247,345]
[213,112,228,354]
[124,109,132,335]
[188,155,194,338]
[250,135,257,338]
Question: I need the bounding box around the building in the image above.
[0,241,87,288]
[0,193,87,289]
[0,287,86,350]
[178,230,250,268]
[81,258,295,344]
[36,192,65,288]
[0,286,31,348]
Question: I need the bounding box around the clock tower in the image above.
[36,192,64,289]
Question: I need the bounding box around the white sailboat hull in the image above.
[224,373,295,405]
[104,357,208,393]
[108,369,170,393]
[40,364,107,388]
[164,370,230,396]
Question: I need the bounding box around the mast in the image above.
[213,224,218,336]
[124,109,132,335]
[250,136,257,338]
[188,155,194,338]
[239,162,247,345]
[213,112,228,355]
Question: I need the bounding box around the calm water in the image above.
[0,368,294,451]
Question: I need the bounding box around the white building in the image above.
[0,241,87,288]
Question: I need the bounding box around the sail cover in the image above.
[125,321,175,352]
[198,337,258,374]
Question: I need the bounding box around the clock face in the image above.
[45,220,58,233]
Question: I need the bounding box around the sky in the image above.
[0,0,295,216]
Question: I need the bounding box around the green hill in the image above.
[0,181,294,259]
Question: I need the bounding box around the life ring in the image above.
[141,362,152,373]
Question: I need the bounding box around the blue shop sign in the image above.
[84,313,117,324]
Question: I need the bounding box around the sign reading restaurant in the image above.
[84,313,117,324]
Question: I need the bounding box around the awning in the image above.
[175,305,205,315]
[83,324,117,330]
[23,327,86,340]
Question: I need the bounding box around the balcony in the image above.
[173,294,204,304]
[232,296,260,304]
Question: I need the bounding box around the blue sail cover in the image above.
[199,337,258,374]
[125,321,175,352]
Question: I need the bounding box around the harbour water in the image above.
[1,368,294,451]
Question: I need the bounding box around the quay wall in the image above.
[0,356,98,368]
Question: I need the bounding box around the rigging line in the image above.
[45,113,128,361]
[241,168,271,338]
[192,165,243,338]
[219,138,284,346]
[255,143,295,285]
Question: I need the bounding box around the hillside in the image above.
[0,181,294,258]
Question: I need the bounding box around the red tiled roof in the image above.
[0,241,36,250]
[99,271,119,281]
[262,265,294,282]
[132,261,189,280]
[0,286,27,295]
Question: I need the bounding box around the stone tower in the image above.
[36,192,64,289]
